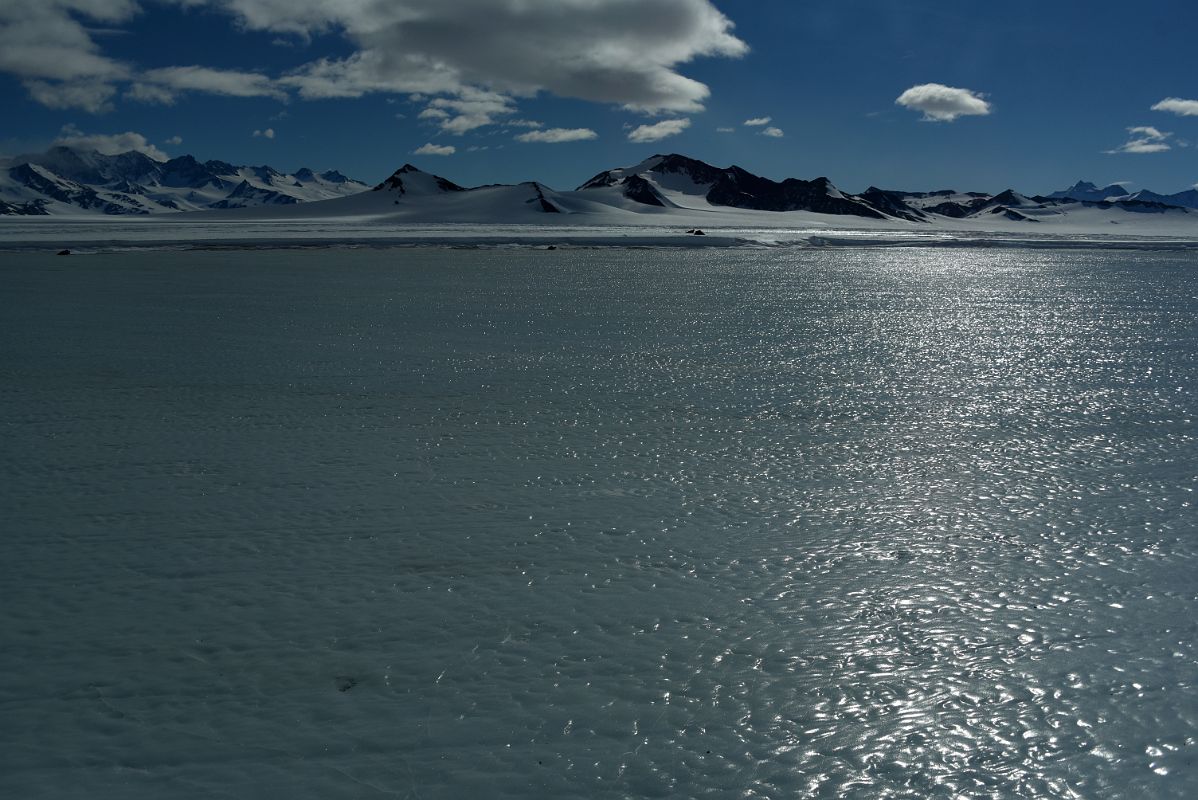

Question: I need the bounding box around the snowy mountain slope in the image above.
[0,146,369,215]
[1121,188,1198,210]
[180,158,1195,237]
[12,151,1193,237]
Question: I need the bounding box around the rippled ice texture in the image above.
[2,248,1198,799]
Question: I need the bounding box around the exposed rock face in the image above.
[373,164,466,195]
[620,175,667,207]
[581,154,888,219]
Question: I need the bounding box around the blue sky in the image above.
[1,0,1196,194]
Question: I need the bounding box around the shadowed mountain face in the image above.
[581,154,894,219]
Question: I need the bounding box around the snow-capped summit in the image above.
[1048,181,1132,203]
[0,145,369,215]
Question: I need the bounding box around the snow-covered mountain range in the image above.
[1047,180,1198,209]
[195,154,1192,234]
[2,149,1194,235]
[0,146,368,215]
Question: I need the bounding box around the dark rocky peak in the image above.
[319,170,353,184]
[620,175,667,207]
[373,165,465,194]
[857,187,929,223]
[649,154,727,185]
[203,160,237,175]
[294,168,317,182]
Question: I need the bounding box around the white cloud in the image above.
[253,128,276,139]
[628,118,691,143]
[515,127,598,143]
[507,119,543,129]
[194,0,747,113]
[1106,126,1172,155]
[165,135,183,146]
[414,142,456,156]
[24,79,117,113]
[136,66,286,102]
[52,124,170,160]
[422,89,516,134]
[760,126,784,138]
[0,0,133,111]
[895,83,992,122]
[125,82,175,105]
[716,126,735,133]
[743,116,771,126]
[1,0,746,121]
[1152,98,1198,117]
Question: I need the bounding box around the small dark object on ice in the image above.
[334,675,358,692]
[546,245,557,250]
[691,229,706,236]
[57,249,71,255]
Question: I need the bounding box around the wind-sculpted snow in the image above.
[2,248,1198,798]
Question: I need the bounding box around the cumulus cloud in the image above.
[760,126,784,138]
[1152,98,1198,117]
[253,128,276,139]
[896,83,992,122]
[52,123,170,160]
[0,0,133,111]
[743,116,771,126]
[196,0,747,113]
[2,0,746,122]
[515,127,598,143]
[422,89,516,134]
[165,135,183,145]
[628,118,691,143]
[414,142,456,156]
[1106,126,1172,154]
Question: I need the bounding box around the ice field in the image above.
[2,246,1197,798]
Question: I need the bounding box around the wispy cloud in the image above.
[134,66,286,104]
[515,127,598,143]
[253,128,276,139]
[1106,126,1172,154]
[760,126,784,138]
[1152,98,1198,117]
[414,142,455,156]
[715,126,735,133]
[628,118,691,143]
[896,83,991,122]
[52,123,169,160]
[165,135,183,146]
[743,116,771,126]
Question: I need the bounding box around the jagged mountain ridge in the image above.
[0,146,369,215]
[4,148,1195,226]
